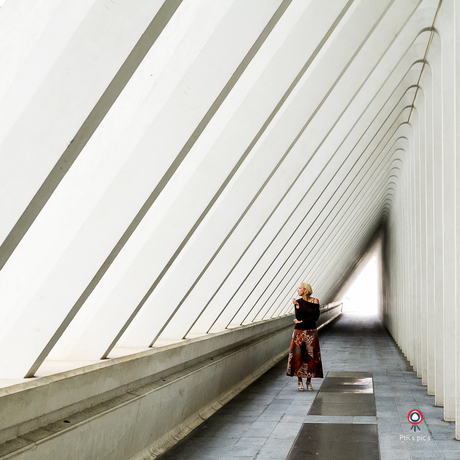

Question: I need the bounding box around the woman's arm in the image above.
[292,298,302,323]
[313,298,320,322]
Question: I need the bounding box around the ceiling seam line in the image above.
[408,0,443,123]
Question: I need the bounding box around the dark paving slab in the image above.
[308,401,376,416]
[286,423,380,460]
[313,392,374,404]
[308,370,376,415]
[316,376,373,393]
[327,371,373,378]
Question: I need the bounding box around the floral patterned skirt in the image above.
[286,328,323,378]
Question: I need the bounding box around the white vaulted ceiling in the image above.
[0,0,438,380]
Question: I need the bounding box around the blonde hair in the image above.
[300,283,312,296]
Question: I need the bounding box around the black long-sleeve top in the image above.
[294,298,320,330]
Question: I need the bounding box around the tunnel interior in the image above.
[0,0,459,458]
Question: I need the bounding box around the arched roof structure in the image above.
[1,0,460,451]
[0,0,440,375]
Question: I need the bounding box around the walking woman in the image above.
[286,283,323,391]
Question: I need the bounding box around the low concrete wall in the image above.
[0,305,341,460]
[0,317,292,460]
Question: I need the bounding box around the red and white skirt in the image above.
[286,328,323,378]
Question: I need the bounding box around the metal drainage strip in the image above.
[286,372,379,460]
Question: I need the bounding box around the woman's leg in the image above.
[306,377,313,390]
[297,377,304,391]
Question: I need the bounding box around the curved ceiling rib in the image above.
[0,0,443,383]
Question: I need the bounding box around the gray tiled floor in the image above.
[159,313,459,459]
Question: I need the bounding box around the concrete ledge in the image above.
[0,316,293,438]
[130,348,289,460]
[0,306,341,460]
[0,316,294,460]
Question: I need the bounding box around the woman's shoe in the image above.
[298,380,304,391]
[306,382,314,391]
